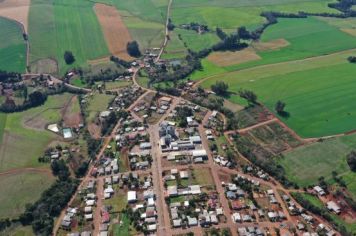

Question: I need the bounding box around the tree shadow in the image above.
[278,111,290,119]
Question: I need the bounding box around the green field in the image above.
[29,0,109,74]
[0,113,6,144]
[85,93,114,122]
[0,171,55,219]
[279,134,356,197]
[0,94,73,172]
[0,17,26,73]
[171,0,337,31]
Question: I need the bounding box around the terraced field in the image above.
[0,17,26,72]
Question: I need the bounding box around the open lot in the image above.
[94,3,133,60]
[0,170,55,219]
[0,17,26,72]
[279,134,356,197]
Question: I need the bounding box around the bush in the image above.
[127,41,141,57]
[64,51,75,65]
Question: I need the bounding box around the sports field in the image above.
[0,17,26,72]
[29,0,109,74]
[279,134,356,197]
[0,171,55,219]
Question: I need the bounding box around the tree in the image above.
[237,26,252,40]
[28,91,47,106]
[64,51,75,65]
[127,41,141,57]
[346,150,356,172]
[23,86,28,101]
[211,81,229,96]
[239,89,257,104]
[275,100,286,114]
[216,27,227,40]
[347,56,356,63]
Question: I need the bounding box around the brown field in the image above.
[0,0,30,32]
[341,28,356,37]
[62,96,83,128]
[94,3,133,60]
[207,48,261,66]
[30,58,58,74]
[88,56,111,65]
[252,38,290,51]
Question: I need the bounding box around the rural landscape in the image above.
[0,0,356,235]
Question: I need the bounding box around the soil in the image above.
[94,3,133,60]
[88,123,101,139]
[30,58,58,74]
[207,47,261,67]
[252,38,290,51]
[0,0,30,32]
[62,96,83,128]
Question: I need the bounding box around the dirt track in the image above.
[94,3,133,60]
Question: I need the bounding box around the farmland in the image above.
[171,0,338,31]
[0,17,26,72]
[0,93,73,172]
[28,0,109,75]
[0,171,55,219]
[278,134,356,197]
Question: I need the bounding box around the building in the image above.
[313,186,326,196]
[326,201,341,214]
[192,149,207,158]
[127,191,137,203]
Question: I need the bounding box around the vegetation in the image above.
[0,18,26,73]
[211,81,229,96]
[346,150,356,171]
[127,41,141,57]
[63,51,75,65]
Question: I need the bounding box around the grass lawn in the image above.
[193,168,214,186]
[136,76,150,89]
[0,171,55,219]
[279,133,356,197]
[0,94,73,172]
[0,17,26,72]
[104,191,127,213]
[294,192,356,233]
[85,93,114,123]
[98,80,133,90]
[0,113,6,144]
[112,213,137,236]
[29,0,110,75]
[70,77,87,88]
[202,48,356,137]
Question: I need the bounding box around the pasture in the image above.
[171,0,338,31]
[29,0,109,75]
[225,17,356,71]
[202,49,356,137]
[0,93,73,172]
[279,134,356,197]
[0,17,26,72]
[0,171,55,219]
[85,93,114,123]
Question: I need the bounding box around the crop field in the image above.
[94,3,133,60]
[0,0,30,32]
[29,0,109,75]
[202,49,356,137]
[0,171,55,219]
[279,134,356,197]
[0,94,73,172]
[0,17,26,72]
[171,0,337,31]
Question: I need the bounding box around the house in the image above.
[313,186,326,196]
[173,219,182,228]
[85,214,93,221]
[187,216,198,226]
[179,171,189,179]
[327,201,341,214]
[232,212,241,222]
[140,142,151,150]
[147,224,157,231]
[168,185,178,196]
[192,149,207,159]
[84,207,92,213]
[127,191,137,203]
[189,136,201,144]
[226,191,237,200]
[189,185,201,195]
